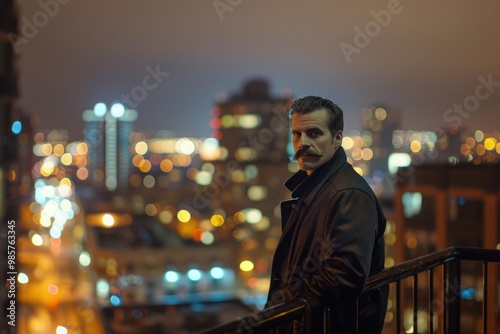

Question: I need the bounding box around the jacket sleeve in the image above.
[276,189,379,304]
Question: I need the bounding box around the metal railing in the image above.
[198,246,500,334]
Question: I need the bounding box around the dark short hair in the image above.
[289,96,344,135]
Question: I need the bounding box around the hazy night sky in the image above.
[14,0,500,140]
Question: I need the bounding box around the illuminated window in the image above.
[237,115,261,129]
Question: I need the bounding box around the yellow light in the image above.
[60,153,72,165]
[32,234,43,246]
[247,185,267,201]
[220,114,234,128]
[102,214,115,227]
[385,233,396,245]
[244,208,262,224]
[460,144,471,156]
[342,137,354,150]
[75,156,87,168]
[484,137,497,151]
[210,214,224,227]
[233,212,245,224]
[176,138,196,154]
[173,154,192,167]
[362,148,373,160]
[177,219,196,238]
[41,143,52,156]
[53,144,65,156]
[160,159,173,172]
[476,144,486,156]
[232,170,246,182]
[410,141,421,153]
[374,107,387,121]
[138,159,152,173]
[407,237,417,249]
[135,141,148,155]
[465,137,475,148]
[351,148,363,161]
[40,215,51,227]
[132,155,144,167]
[76,142,88,155]
[60,178,72,187]
[353,166,364,176]
[177,209,191,223]
[235,147,254,161]
[238,115,261,129]
[40,161,55,177]
[239,260,254,272]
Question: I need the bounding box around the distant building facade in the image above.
[393,162,500,332]
[204,79,294,295]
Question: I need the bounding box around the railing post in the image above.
[323,307,331,334]
[413,274,418,334]
[428,267,434,333]
[482,262,488,334]
[444,259,460,333]
[396,280,401,333]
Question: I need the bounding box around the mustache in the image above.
[292,147,323,161]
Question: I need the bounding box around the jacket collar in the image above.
[284,146,347,204]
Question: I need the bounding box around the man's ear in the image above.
[334,131,343,150]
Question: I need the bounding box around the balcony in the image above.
[199,247,500,334]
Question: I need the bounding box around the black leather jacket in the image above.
[267,147,387,333]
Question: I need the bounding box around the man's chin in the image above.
[298,160,319,172]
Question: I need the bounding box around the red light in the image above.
[192,229,203,242]
[209,118,221,129]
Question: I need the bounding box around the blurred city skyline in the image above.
[14,0,500,140]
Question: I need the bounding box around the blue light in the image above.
[11,121,22,134]
[110,295,122,306]
[93,102,107,117]
[110,103,125,118]
[187,269,202,282]
[460,288,475,300]
[210,267,224,280]
[164,270,179,283]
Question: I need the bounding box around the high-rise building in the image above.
[360,106,400,177]
[1,1,19,333]
[0,0,20,208]
[204,79,294,298]
[82,103,137,191]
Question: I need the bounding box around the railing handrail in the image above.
[365,246,500,291]
[199,246,500,334]
[198,295,319,334]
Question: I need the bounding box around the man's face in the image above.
[291,108,342,175]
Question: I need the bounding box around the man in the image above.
[266,96,388,333]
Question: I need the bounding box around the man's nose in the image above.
[299,135,311,148]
